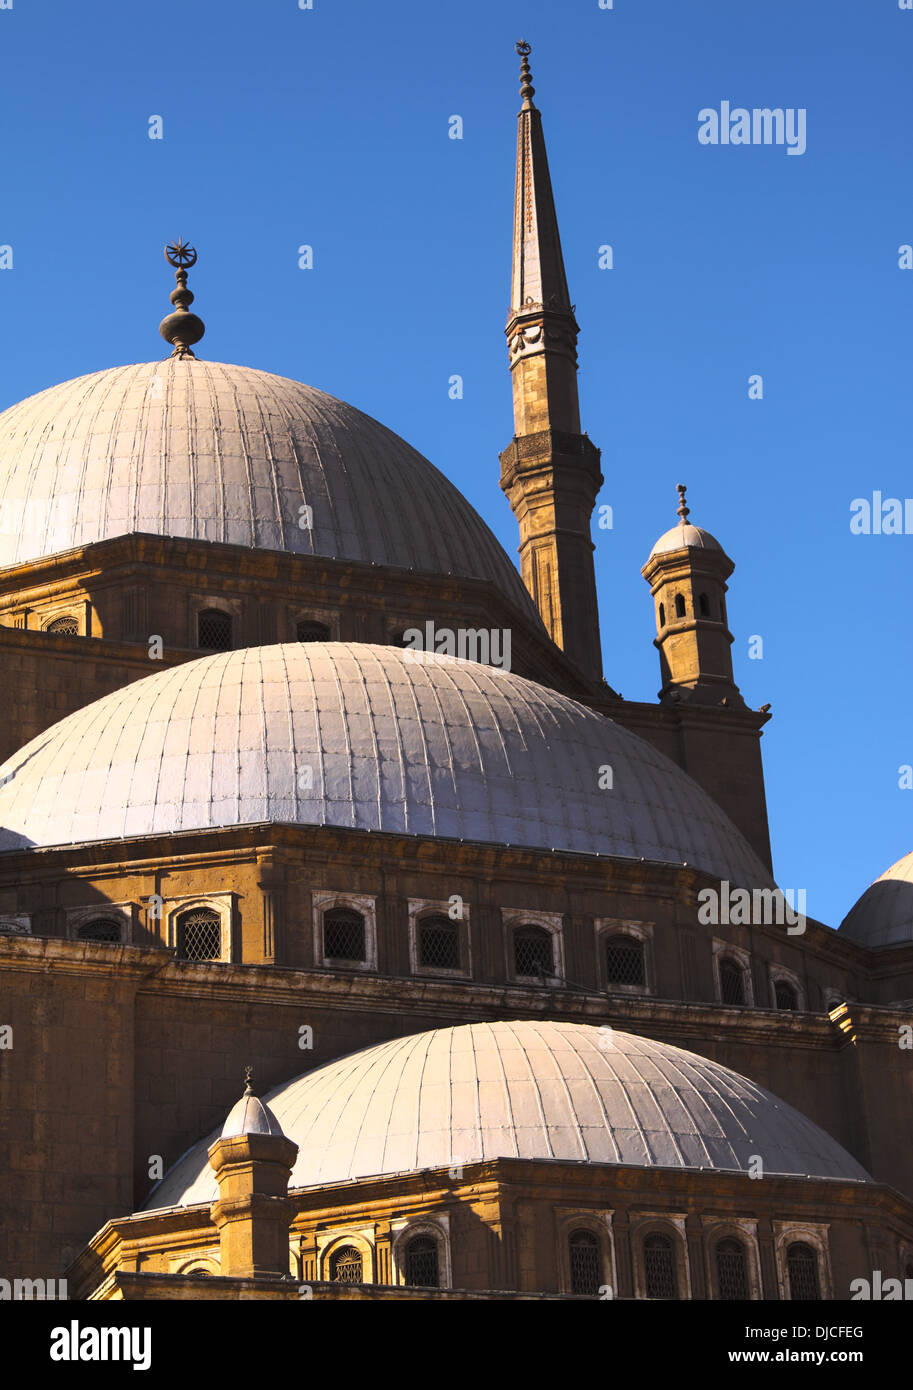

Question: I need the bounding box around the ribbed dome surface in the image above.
[146,1021,870,1207]
[0,358,534,613]
[839,851,913,947]
[0,643,772,885]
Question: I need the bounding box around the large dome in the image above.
[0,358,535,613]
[146,1020,870,1207]
[839,851,913,947]
[0,642,772,884]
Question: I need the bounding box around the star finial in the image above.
[159,239,205,359]
[676,483,690,523]
[516,40,535,109]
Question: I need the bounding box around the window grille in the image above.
[775,980,798,1011]
[330,1246,363,1284]
[719,958,745,1005]
[568,1230,600,1296]
[0,919,29,935]
[418,915,460,970]
[45,615,79,636]
[786,1243,820,1301]
[77,919,122,943]
[643,1233,677,1299]
[177,910,222,961]
[514,925,553,978]
[297,619,330,643]
[605,934,645,987]
[323,908,366,963]
[197,610,232,651]
[404,1236,439,1288]
[716,1239,749,1300]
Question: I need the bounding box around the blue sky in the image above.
[1,0,910,927]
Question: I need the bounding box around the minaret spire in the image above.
[499,42,604,684]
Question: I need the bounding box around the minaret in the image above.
[498,41,604,685]
[641,485,742,706]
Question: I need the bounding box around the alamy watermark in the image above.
[698,102,806,156]
[697,880,806,934]
[402,622,511,672]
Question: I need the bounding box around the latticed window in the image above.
[418,914,460,970]
[514,925,553,978]
[45,615,79,636]
[568,1230,601,1296]
[605,934,645,987]
[77,919,122,943]
[197,609,232,651]
[297,619,330,643]
[404,1235,439,1288]
[330,1246,363,1284]
[775,979,798,1011]
[786,1243,820,1301]
[643,1233,678,1299]
[716,1238,749,1300]
[323,908,366,963]
[176,909,222,961]
[719,958,745,1005]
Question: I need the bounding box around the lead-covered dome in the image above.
[146,1020,870,1207]
[0,358,535,614]
[0,642,772,885]
[839,851,913,948]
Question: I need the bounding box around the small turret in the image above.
[642,485,742,706]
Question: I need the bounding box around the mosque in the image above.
[1,43,911,1301]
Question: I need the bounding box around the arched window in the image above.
[176,908,222,962]
[904,1260,913,1283]
[605,934,645,988]
[674,593,686,619]
[658,602,666,627]
[296,619,331,643]
[329,1245,363,1284]
[44,615,79,636]
[323,908,366,963]
[76,918,122,944]
[719,957,745,1005]
[197,609,232,651]
[786,1242,820,1301]
[514,925,553,979]
[698,592,710,617]
[720,597,727,622]
[404,1235,439,1288]
[774,979,798,1011]
[418,914,460,971]
[643,1233,678,1300]
[716,1238,749,1300]
[568,1230,601,1296]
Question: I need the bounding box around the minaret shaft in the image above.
[499,43,603,685]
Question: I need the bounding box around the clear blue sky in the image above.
[1,0,910,928]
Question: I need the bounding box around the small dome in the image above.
[0,642,772,886]
[0,358,535,617]
[648,520,723,560]
[839,851,913,947]
[220,1090,285,1140]
[145,1020,870,1207]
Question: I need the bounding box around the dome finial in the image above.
[159,239,205,359]
[243,1064,254,1096]
[516,39,535,108]
[676,482,690,524]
